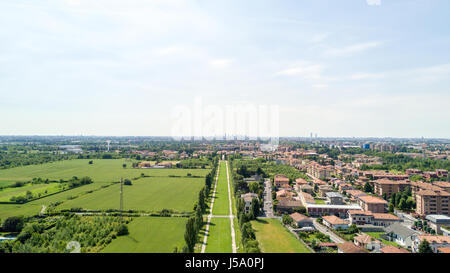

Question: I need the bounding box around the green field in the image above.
[211,161,230,216]
[204,217,233,253]
[0,159,209,186]
[0,182,64,202]
[251,218,311,253]
[102,217,187,253]
[0,183,106,219]
[57,176,204,213]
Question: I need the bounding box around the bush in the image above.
[124,179,132,186]
[2,216,25,232]
[117,224,129,236]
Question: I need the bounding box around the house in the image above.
[325,192,344,205]
[337,242,366,253]
[299,184,314,194]
[353,233,382,251]
[384,223,420,249]
[276,199,304,212]
[137,161,153,168]
[347,210,401,227]
[412,235,450,253]
[274,174,290,188]
[299,192,316,206]
[307,204,362,218]
[425,215,450,235]
[289,212,314,228]
[358,195,388,213]
[322,215,349,230]
[437,247,450,253]
[318,185,334,197]
[241,193,258,214]
[378,245,409,253]
[345,190,367,200]
[243,174,263,183]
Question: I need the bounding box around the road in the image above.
[262,178,275,218]
[225,161,237,253]
[313,219,345,244]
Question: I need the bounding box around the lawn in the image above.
[204,217,232,253]
[211,161,230,216]
[364,232,402,247]
[57,176,204,213]
[0,159,209,186]
[102,217,187,253]
[314,199,325,204]
[251,218,311,253]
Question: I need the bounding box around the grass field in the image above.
[0,183,64,202]
[211,161,230,216]
[0,159,209,186]
[0,183,107,219]
[57,176,204,213]
[102,217,187,253]
[251,218,311,253]
[204,217,233,253]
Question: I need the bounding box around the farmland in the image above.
[58,176,205,213]
[0,159,210,218]
[251,218,311,253]
[102,217,187,253]
[0,159,209,186]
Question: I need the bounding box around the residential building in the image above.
[354,233,382,251]
[358,195,388,213]
[274,174,290,188]
[307,204,362,218]
[412,235,450,253]
[241,193,258,214]
[322,215,349,230]
[325,192,344,205]
[373,179,409,198]
[378,245,409,253]
[384,223,420,249]
[425,215,450,235]
[415,189,450,216]
[289,212,314,228]
[337,242,366,253]
[347,210,401,227]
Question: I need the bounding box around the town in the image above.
[0,136,448,254]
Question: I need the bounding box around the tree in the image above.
[124,179,132,186]
[117,224,129,236]
[418,239,433,253]
[249,182,259,193]
[363,182,373,193]
[249,198,260,220]
[184,217,197,253]
[122,164,127,169]
[2,216,25,232]
[388,202,395,213]
[88,160,93,165]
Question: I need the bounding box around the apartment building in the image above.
[373,179,409,198]
[358,195,388,213]
[415,190,450,216]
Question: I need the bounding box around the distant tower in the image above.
[106,140,111,152]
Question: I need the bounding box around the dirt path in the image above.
[225,161,237,253]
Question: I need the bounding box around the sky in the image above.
[0,0,449,138]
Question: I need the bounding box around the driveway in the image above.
[312,219,345,244]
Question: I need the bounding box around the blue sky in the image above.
[0,0,449,138]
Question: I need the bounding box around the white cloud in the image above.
[349,72,385,80]
[209,59,235,69]
[366,0,382,6]
[325,41,381,56]
[274,62,324,80]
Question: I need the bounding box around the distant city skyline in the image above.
[1,1,450,138]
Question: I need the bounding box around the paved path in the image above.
[262,178,274,217]
[225,161,237,253]
[201,164,220,253]
[313,219,345,244]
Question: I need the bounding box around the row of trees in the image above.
[182,157,219,253]
[388,187,415,212]
[230,159,261,253]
